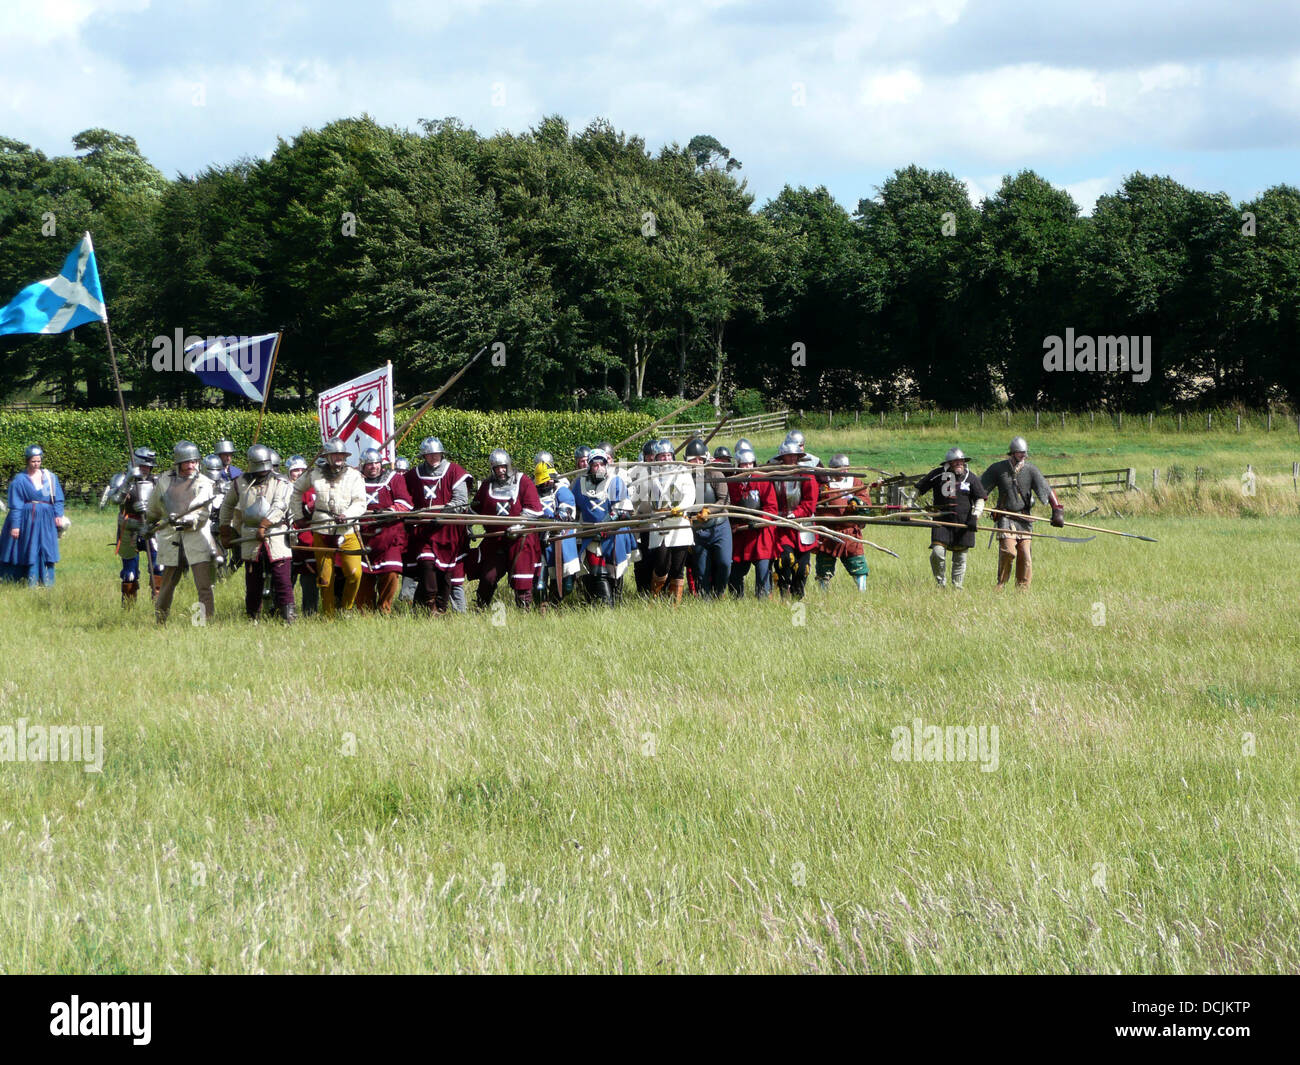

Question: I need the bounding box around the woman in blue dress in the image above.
[1,445,69,587]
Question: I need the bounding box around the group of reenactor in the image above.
[102,430,1064,623]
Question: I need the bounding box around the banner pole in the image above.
[102,318,134,466]
[253,330,283,445]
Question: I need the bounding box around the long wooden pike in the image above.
[986,507,1158,542]
[387,344,489,453]
[674,408,731,456]
[861,513,1094,543]
[604,383,715,463]
[709,502,899,558]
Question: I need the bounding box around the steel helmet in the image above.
[24,444,43,460]
[1009,436,1028,455]
[320,437,349,457]
[778,440,804,457]
[735,437,753,454]
[944,447,968,465]
[534,461,555,487]
[533,450,555,468]
[712,445,731,462]
[683,437,709,460]
[268,449,281,471]
[785,430,806,448]
[488,448,512,484]
[393,456,411,473]
[287,454,308,474]
[173,440,201,465]
[360,447,383,468]
[736,447,756,466]
[641,440,657,461]
[587,449,609,479]
[595,441,615,460]
[419,437,444,458]
[132,446,157,467]
[829,453,851,469]
[245,444,274,474]
[215,439,236,455]
[575,444,592,465]
[653,438,673,459]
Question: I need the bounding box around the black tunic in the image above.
[912,466,988,548]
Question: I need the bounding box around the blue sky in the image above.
[3,0,1297,214]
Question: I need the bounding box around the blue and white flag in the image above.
[184,333,280,403]
[0,232,108,336]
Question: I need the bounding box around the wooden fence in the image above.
[662,409,788,438]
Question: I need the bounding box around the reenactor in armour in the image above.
[981,436,1064,589]
[909,447,987,589]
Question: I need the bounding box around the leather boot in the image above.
[651,573,668,597]
[668,577,684,606]
[121,580,138,607]
[280,603,296,624]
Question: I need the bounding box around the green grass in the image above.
[1,428,1298,973]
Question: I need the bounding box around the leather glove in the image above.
[256,517,272,541]
[219,526,237,548]
[966,513,979,531]
[1050,507,1065,528]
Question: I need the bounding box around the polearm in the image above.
[985,507,1158,542]
[251,330,284,445]
[387,345,489,454]
[555,383,715,479]
[673,407,731,456]
[859,513,1094,543]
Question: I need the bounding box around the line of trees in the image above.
[2,117,1298,412]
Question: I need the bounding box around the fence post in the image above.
[1061,411,1066,430]
[1035,410,1040,429]
[1178,412,1183,431]
[1148,412,1153,429]
[1090,411,1095,428]
[1236,414,1241,432]
[1126,468,1137,491]
[855,410,859,425]
[829,410,833,429]
[1118,412,1123,430]
[1152,468,1159,490]
[1293,462,1299,490]
[1006,410,1010,426]
[904,411,908,425]
[1208,412,1212,429]
[880,411,884,427]
[955,411,959,429]
[980,410,985,427]
[1268,410,1273,432]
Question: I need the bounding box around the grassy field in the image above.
[1,428,1297,973]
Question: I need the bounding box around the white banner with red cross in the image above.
[317,364,394,466]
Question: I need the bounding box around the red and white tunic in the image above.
[728,476,778,561]
[772,471,819,553]
[470,474,544,592]
[404,460,472,581]
[361,471,413,574]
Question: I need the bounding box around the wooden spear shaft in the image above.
[985,507,1158,542]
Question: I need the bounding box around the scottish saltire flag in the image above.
[318,365,395,465]
[184,333,279,402]
[0,232,107,335]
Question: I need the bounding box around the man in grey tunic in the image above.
[980,437,1064,589]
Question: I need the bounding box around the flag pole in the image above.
[101,319,134,465]
[252,330,283,445]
